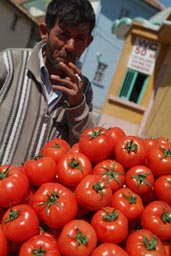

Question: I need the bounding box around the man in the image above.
[0,0,95,165]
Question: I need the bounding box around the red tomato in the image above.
[58,219,97,256]
[76,204,91,218]
[38,223,62,241]
[146,146,171,176]
[24,155,57,186]
[1,204,39,242]
[113,135,147,169]
[141,200,171,240]
[31,182,78,229]
[154,175,171,205]
[22,184,36,205]
[19,234,60,256]
[156,137,171,148]
[111,187,144,221]
[70,143,80,153]
[39,138,70,164]
[140,188,157,206]
[8,240,22,255]
[75,174,112,211]
[143,137,159,153]
[108,126,126,146]
[125,165,155,196]
[56,152,92,187]
[93,159,125,192]
[0,165,29,208]
[162,240,171,256]
[0,225,8,256]
[128,218,142,235]
[0,207,6,222]
[125,229,166,256]
[91,206,128,244]
[79,127,114,163]
[91,243,129,256]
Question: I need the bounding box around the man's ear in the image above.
[40,23,48,41]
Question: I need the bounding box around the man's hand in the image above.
[51,62,84,107]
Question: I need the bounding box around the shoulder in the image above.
[1,48,32,78]
[0,47,32,85]
[0,47,32,68]
[1,47,32,57]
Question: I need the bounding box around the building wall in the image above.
[0,1,39,51]
[81,0,162,123]
[142,43,171,138]
[99,15,171,138]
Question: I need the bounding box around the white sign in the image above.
[127,37,161,75]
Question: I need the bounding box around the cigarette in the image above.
[75,73,82,82]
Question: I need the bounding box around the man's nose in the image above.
[65,38,75,52]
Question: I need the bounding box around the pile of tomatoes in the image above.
[0,126,171,256]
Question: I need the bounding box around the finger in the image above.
[59,62,75,80]
[68,62,80,74]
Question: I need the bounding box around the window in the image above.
[118,69,148,104]
[93,62,107,84]
[118,8,130,19]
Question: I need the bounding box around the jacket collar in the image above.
[27,40,45,84]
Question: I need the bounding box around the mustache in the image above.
[57,50,75,61]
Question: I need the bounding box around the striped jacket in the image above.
[0,41,93,165]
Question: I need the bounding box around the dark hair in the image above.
[45,0,95,34]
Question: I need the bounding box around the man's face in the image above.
[43,21,93,73]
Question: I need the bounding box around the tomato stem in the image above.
[161,147,171,159]
[32,246,46,255]
[102,208,119,221]
[38,192,60,215]
[161,211,171,223]
[34,155,43,160]
[68,158,82,171]
[92,180,105,196]
[123,191,137,204]
[4,208,22,222]
[131,172,153,188]
[0,165,10,179]
[51,142,61,149]
[75,228,88,245]
[125,140,138,153]
[89,127,103,138]
[143,235,157,250]
[69,227,88,246]
[100,165,124,184]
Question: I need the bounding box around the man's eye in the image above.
[76,36,86,43]
[78,37,85,42]
[57,33,70,40]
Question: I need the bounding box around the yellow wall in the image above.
[143,45,171,139]
[102,21,170,128]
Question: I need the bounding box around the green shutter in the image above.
[119,69,138,100]
[118,69,148,103]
